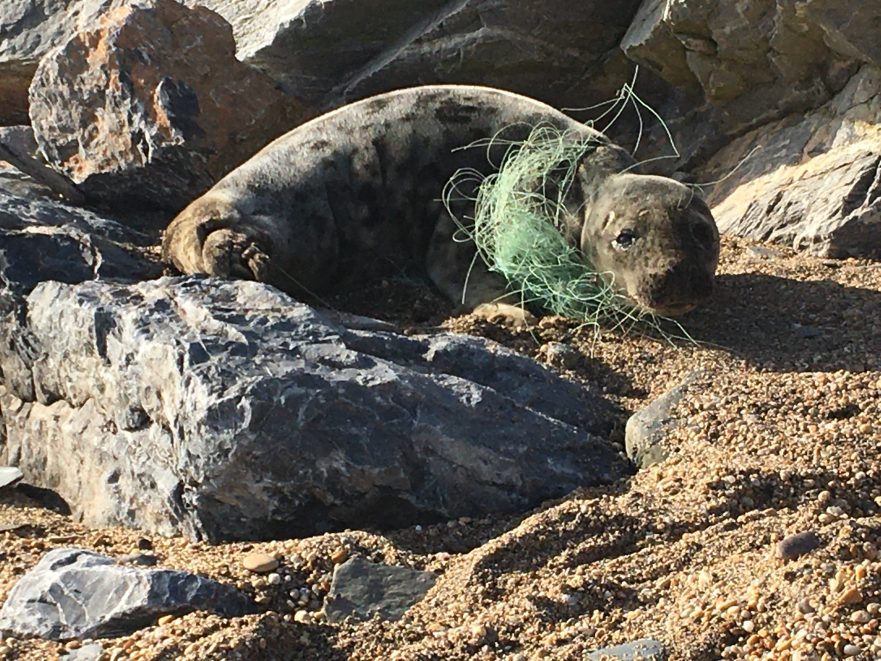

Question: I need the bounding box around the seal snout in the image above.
[639,261,715,317]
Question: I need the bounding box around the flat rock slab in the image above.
[0,277,628,541]
[0,548,253,640]
[325,557,437,623]
[587,639,666,661]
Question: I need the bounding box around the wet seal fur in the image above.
[162,85,720,324]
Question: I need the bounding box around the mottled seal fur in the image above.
[162,85,719,322]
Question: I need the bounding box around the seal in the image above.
[162,85,719,324]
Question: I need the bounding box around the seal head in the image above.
[579,173,720,316]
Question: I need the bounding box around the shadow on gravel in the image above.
[678,272,881,373]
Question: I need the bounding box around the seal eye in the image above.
[613,230,638,251]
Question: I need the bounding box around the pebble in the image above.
[838,587,862,605]
[843,644,861,656]
[331,548,349,565]
[242,553,279,573]
[267,573,282,585]
[776,530,822,560]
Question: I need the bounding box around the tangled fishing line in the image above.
[443,74,695,341]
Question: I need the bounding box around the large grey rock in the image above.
[28,0,307,214]
[0,548,253,640]
[325,557,437,623]
[189,0,650,114]
[0,277,628,541]
[702,65,881,258]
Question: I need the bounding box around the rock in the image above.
[0,277,628,541]
[621,0,881,165]
[188,0,652,116]
[0,160,163,401]
[586,639,666,661]
[324,557,437,623]
[60,642,104,661]
[702,65,881,258]
[538,342,580,370]
[0,0,115,125]
[0,127,83,203]
[0,467,23,490]
[625,371,707,469]
[242,553,279,574]
[0,548,253,640]
[28,0,307,214]
[116,552,159,567]
[776,530,823,561]
[0,162,162,297]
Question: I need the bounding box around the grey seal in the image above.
[162,85,719,324]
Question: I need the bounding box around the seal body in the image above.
[163,85,719,321]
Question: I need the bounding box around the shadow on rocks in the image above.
[679,272,881,373]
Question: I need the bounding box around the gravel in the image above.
[1,235,880,659]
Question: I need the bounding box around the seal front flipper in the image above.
[162,193,270,282]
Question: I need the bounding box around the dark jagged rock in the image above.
[0,277,628,541]
[325,557,437,623]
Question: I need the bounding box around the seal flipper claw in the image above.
[201,228,269,282]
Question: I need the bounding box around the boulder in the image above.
[0,277,628,541]
[701,65,881,258]
[0,0,112,125]
[325,557,437,623]
[28,0,308,214]
[187,0,652,115]
[0,548,253,640]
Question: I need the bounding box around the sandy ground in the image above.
[0,235,879,660]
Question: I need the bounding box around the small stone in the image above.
[850,610,870,623]
[294,610,310,624]
[267,573,282,585]
[331,548,349,565]
[838,587,862,606]
[742,620,755,633]
[156,615,175,626]
[586,639,666,661]
[242,553,279,574]
[116,553,159,566]
[843,644,860,656]
[776,531,822,561]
